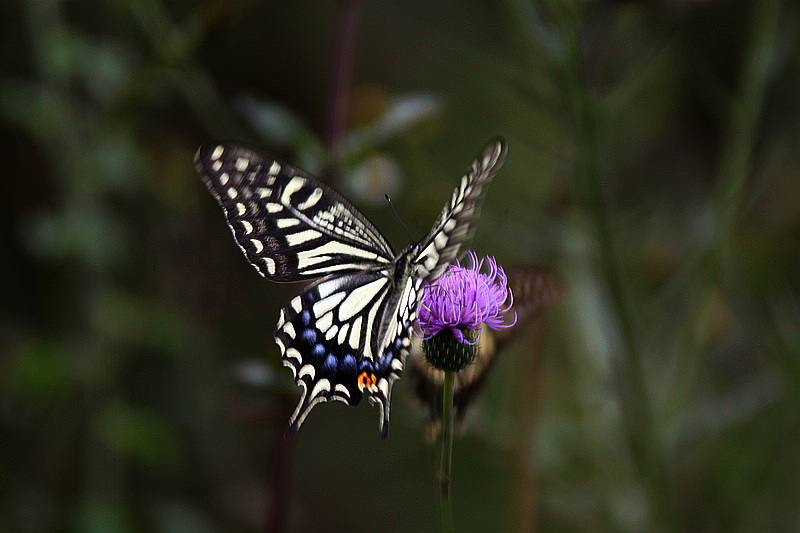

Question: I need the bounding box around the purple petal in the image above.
[417,251,517,342]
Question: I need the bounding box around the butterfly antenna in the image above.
[385,194,416,245]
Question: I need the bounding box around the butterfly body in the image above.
[195,140,506,438]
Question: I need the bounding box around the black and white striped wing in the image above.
[275,261,419,439]
[196,142,406,438]
[195,143,395,282]
[414,138,506,284]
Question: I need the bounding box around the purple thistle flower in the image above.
[418,251,517,345]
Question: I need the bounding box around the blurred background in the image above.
[2,0,799,531]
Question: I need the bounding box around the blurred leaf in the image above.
[49,33,133,104]
[341,152,402,206]
[89,290,200,356]
[75,497,136,533]
[369,93,442,141]
[234,94,327,173]
[231,358,278,389]
[73,132,147,196]
[341,92,442,157]
[693,288,733,346]
[234,94,314,148]
[98,400,181,469]
[0,77,73,144]
[25,204,130,270]
[7,339,70,402]
[150,499,217,533]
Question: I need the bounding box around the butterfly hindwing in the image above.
[276,263,417,438]
[196,139,506,438]
[195,143,395,282]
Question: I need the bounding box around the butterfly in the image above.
[195,139,506,438]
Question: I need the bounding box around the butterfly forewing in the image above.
[414,138,506,284]
[196,139,506,438]
[195,143,395,282]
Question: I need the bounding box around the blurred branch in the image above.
[672,0,785,414]
[711,0,783,252]
[557,3,676,528]
[128,0,247,140]
[322,0,361,173]
[768,287,800,394]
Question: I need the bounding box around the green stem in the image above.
[712,0,782,248]
[673,0,783,422]
[439,370,455,533]
[559,6,675,527]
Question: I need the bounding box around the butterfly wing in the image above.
[196,143,408,437]
[414,138,507,285]
[195,143,396,282]
[276,263,417,439]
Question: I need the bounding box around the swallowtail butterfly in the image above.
[195,139,506,438]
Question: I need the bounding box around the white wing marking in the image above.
[338,277,388,322]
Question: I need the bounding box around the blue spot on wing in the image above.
[301,329,317,345]
[341,354,357,375]
[311,343,326,360]
[323,354,338,375]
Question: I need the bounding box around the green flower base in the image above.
[423,328,478,372]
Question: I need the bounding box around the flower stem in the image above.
[439,370,455,533]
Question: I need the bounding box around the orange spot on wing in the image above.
[357,371,377,391]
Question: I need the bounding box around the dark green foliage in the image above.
[1,0,799,531]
